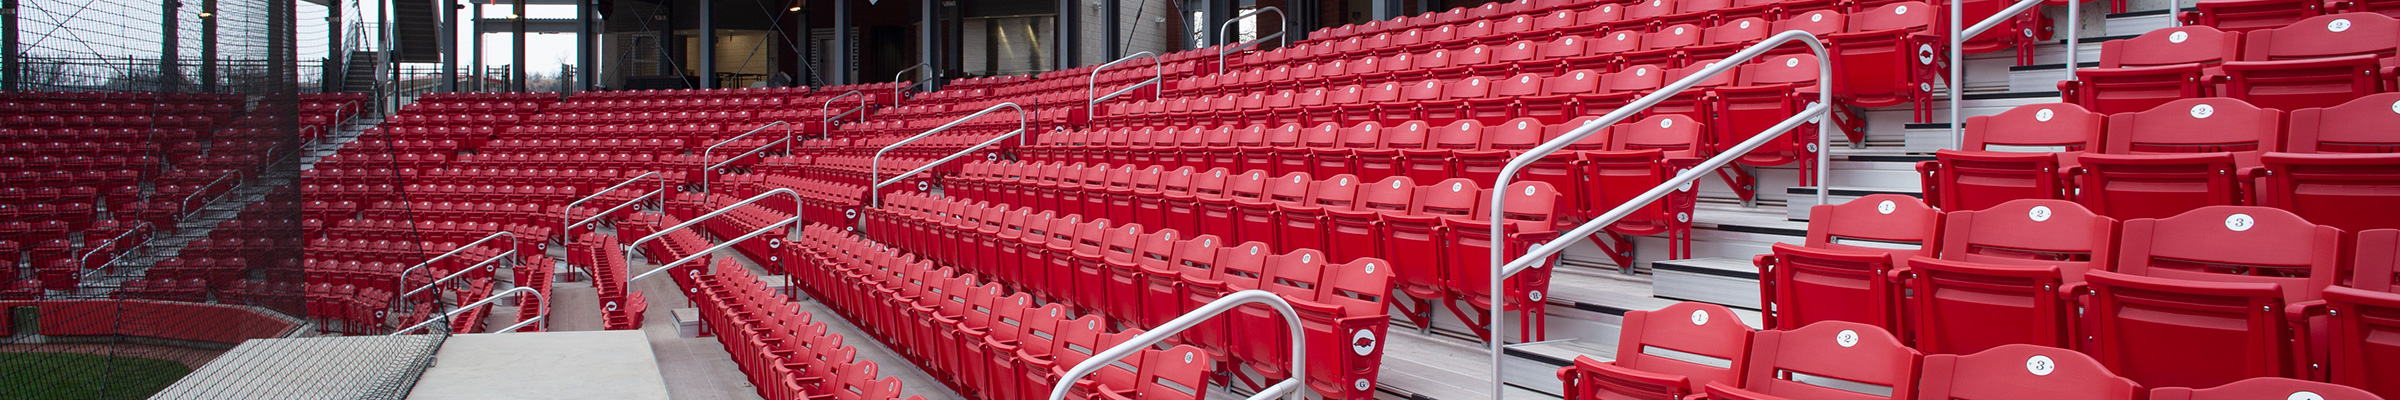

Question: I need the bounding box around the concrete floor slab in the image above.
[405,330,668,400]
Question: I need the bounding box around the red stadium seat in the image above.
[2322,229,2400,399]
[1916,344,2143,400]
[2221,13,2400,111]
[1440,180,1563,343]
[1902,199,2117,354]
[1698,321,1923,400]
[2261,93,2400,232]
[1917,103,2104,211]
[1826,2,1939,124]
[2150,377,2387,400]
[1559,302,1754,400]
[2182,0,2327,33]
[2079,98,2284,220]
[2062,26,2243,115]
[1755,194,1941,331]
[2081,206,2342,389]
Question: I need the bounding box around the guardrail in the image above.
[1047,290,1306,400]
[388,286,548,334]
[1217,6,1289,74]
[822,90,868,133]
[401,247,516,299]
[1948,0,2078,143]
[868,102,1028,208]
[179,171,242,218]
[702,121,795,199]
[394,231,520,311]
[622,188,803,285]
[1087,51,1164,125]
[561,171,670,256]
[894,63,932,105]
[1482,30,1835,398]
[75,222,152,278]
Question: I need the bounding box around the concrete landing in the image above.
[405,330,669,400]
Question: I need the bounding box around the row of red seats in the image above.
[1758,194,2399,393]
[789,224,1229,400]
[2185,0,2400,32]
[2065,17,2400,115]
[573,232,650,330]
[684,258,926,400]
[1558,302,2380,400]
[1921,96,2400,229]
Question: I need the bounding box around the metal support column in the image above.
[0,0,14,92]
[200,0,214,92]
[443,0,458,91]
[577,0,593,91]
[328,0,344,91]
[162,0,182,93]
[793,3,810,86]
[472,3,484,91]
[833,0,851,84]
[919,0,938,91]
[1103,0,1121,60]
[698,0,715,89]
[513,0,528,92]
[1057,0,1080,67]
[1371,0,1401,21]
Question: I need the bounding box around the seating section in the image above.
[687,258,927,400]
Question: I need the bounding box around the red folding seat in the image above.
[1470,73,1547,124]
[1625,24,1705,69]
[1277,123,1342,177]
[1579,115,1709,269]
[998,302,1071,400]
[2322,229,2399,398]
[1296,256,1396,400]
[1901,199,2117,354]
[1522,69,1606,124]
[2183,0,2327,33]
[1403,120,1487,183]
[2079,98,2284,220]
[2152,377,2384,400]
[1161,168,1227,237]
[1068,219,1127,316]
[1826,2,1938,123]
[1440,180,1563,342]
[2061,26,2241,115]
[1354,121,1430,181]
[1197,170,1268,244]
[1182,240,1271,362]
[2220,13,2400,111]
[1709,54,1831,199]
[1754,194,1941,331]
[1698,321,1923,400]
[1091,345,1212,400]
[1682,18,1774,64]
[2261,93,2400,232]
[2080,206,2341,389]
[1559,302,1753,400]
[1917,103,2104,211]
[1140,232,1221,334]
[1417,76,1492,125]
[1917,344,2142,400]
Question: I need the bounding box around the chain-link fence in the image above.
[0,0,443,399]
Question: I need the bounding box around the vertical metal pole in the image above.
[577,0,593,91]
[1947,0,1962,147]
[330,0,345,91]
[920,0,936,89]
[1200,0,1218,47]
[793,2,810,86]
[442,0,457,92]
[201,0,217,92]
[4,0,20,91]
[472,2,484,91]
[834,0,851,84]
[513,0,527,92]
[2064,0,2079,82]
[699,0,715,89]
[163,0,182,92]
[1103,0,1121,60]
[1058,0,1078,67]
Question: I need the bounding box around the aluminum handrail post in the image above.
[894,63,931,104]
[75,222,150,277]
[702,120,794,198]
[1087,51,1164,124]
[1216,6,1289,74]
[1046,290,1306,400]
[619,188,803,285]
[1484,30,1832,398]
[388,286,547,334]
[821,90,866,134]
[394,231,519,305]
[403,249,515,299]
[628,215,802,283]
[180,171,240,217]
[869,102,1024,208]
[562,171,665,244]
[873,128,1026,201]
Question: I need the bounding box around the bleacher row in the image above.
[684,257,928,400]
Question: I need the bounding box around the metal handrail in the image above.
[402,249,515,298]
[1949,0,2077,144]
[1048,290,1306,400]
[1087,51,1164,124]
[179,171,241,217]
[894,63,932,104]
[702,121,795,198]
[75,222,151,278]
[821,90,867,132]
[395,231,520,309]
[622,188,803,284]
[389,286,548,334]
[562,171,669,250]
[1484,30,1835,398]
[1217,6,1289,74]
[869,102,1027,208]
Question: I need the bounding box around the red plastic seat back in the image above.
[2101,26,2240,69]
[1803,195,1941,258]
[2150,377,2387,400]
[2115,206,2342,302]
[2322,230,2400,398]
[1930,199,2118,278]
[1710,321,1921,400]
[1583,302,1754,399]
[1916,344,2143,400]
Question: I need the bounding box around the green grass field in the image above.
[0,352,190,400]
